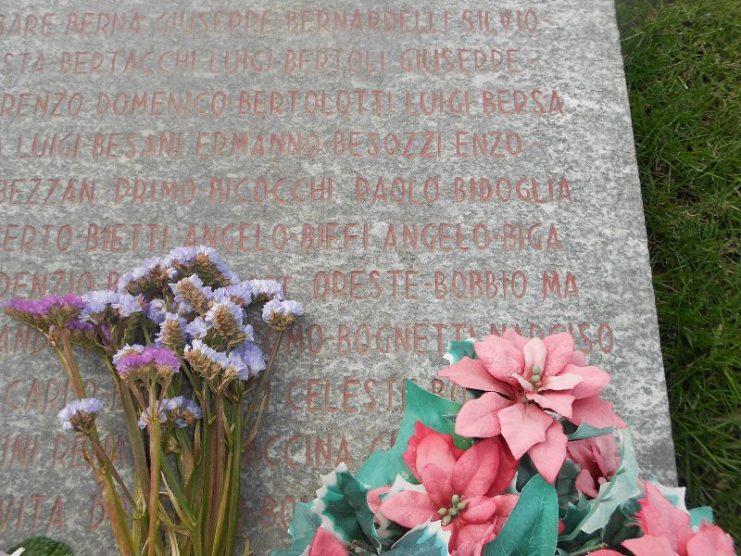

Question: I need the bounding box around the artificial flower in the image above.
[567,433,620,498]
[440,331,625,482]
[378,424,517,555]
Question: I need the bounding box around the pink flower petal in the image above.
[455,523,491,556]
[367,485,391,514]
[541,372,583,391]
[415,432,458,481]
[452,439,499,498]
[309,528,348,556]
[498,403,554,459]
[575,468,599,498]
[526,391,575,418]
[420,463,454,509]
[527,421,568,484]
[543,333,574,376]
[404,422,461,482]
[485,439,518,496]
[461,496,498,523]
[569,350,586,366]
[474,336,524,384]
[439,357,513,396]
[455,393,511,439]
[513,373,535,392]
[636,482,693,553]
[622,535,678,556]
[588,551,624,556]
[571,395,626,428]
[379,490,437,529]
[523,337,547,374]
[566,364,611,399]
[686,523,736,556]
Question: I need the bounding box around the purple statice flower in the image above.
[205,300,243,328]
[249,279,284,302]
[163,246,240,285]
[213,281,253,306]
[170,274,214,314]
[138,402,167,429]
[237,342,267,378]
[116,256,174,293]
[3,293,84,317]
[262,298,304,332]
[146,299,167,325]
[184,317,209,340]
[58,398,103,432]
[155,312,189,349]
[262,298,304,321]
[184,339,227,367]
[80,291,141,321]
[163,396,202,428]
[113,345,179,379]
[224,351,250,381]
[162,246,199,267]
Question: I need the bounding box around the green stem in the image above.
[223,399,243,556]
[53,335,136,556]
[569,543,608,556]
[147,381,163,556]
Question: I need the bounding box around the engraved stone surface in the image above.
[0,0,675,553]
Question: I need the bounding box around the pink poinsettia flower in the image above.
[439,331,625,483]
[307,527,348,556]
[567,434,620,498]
[591,482,736,556]
[378,424,518,556]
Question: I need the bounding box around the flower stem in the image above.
[147,380,163,556]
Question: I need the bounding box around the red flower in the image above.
[592,483,736,556]
[307,527,348,556]
[378,424,517,555]
[440,332,625,483]
[567,434,620,498]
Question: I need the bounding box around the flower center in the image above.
[437,494,467,526]
[530,365,543,388]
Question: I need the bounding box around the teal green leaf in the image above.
[356,380,471,489]
[600,499,641,546]
[315,465,382,551]
[561,430,641,539]
[385,521,451,555]
[690,506,715,528]
[483,475,558,556]
[9,536,73,556]
[554,460,580,509]
[270,502,321,556]
[567,424,615,441]
[444,339,477,364]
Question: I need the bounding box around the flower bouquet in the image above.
[3,247,303,556]
[273,333,736,556]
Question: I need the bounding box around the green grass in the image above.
[616,0,741,539]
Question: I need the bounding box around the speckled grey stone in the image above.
[0,0,675,553]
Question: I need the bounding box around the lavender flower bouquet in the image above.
[3,247,303,556]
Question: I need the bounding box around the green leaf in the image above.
[554,460,581,509]
[600,499,641,546]
[567,424,615,441]
[270,502,321,556]
[9,536,73,556]
[690,506,715,528]
[314,465,382,551]
[356,380,471,489]
[484,475,558,556]
[385,521,451,555]
[561,430,641,539]
[444,339,477,364]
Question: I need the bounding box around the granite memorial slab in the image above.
[0,0,675,553]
